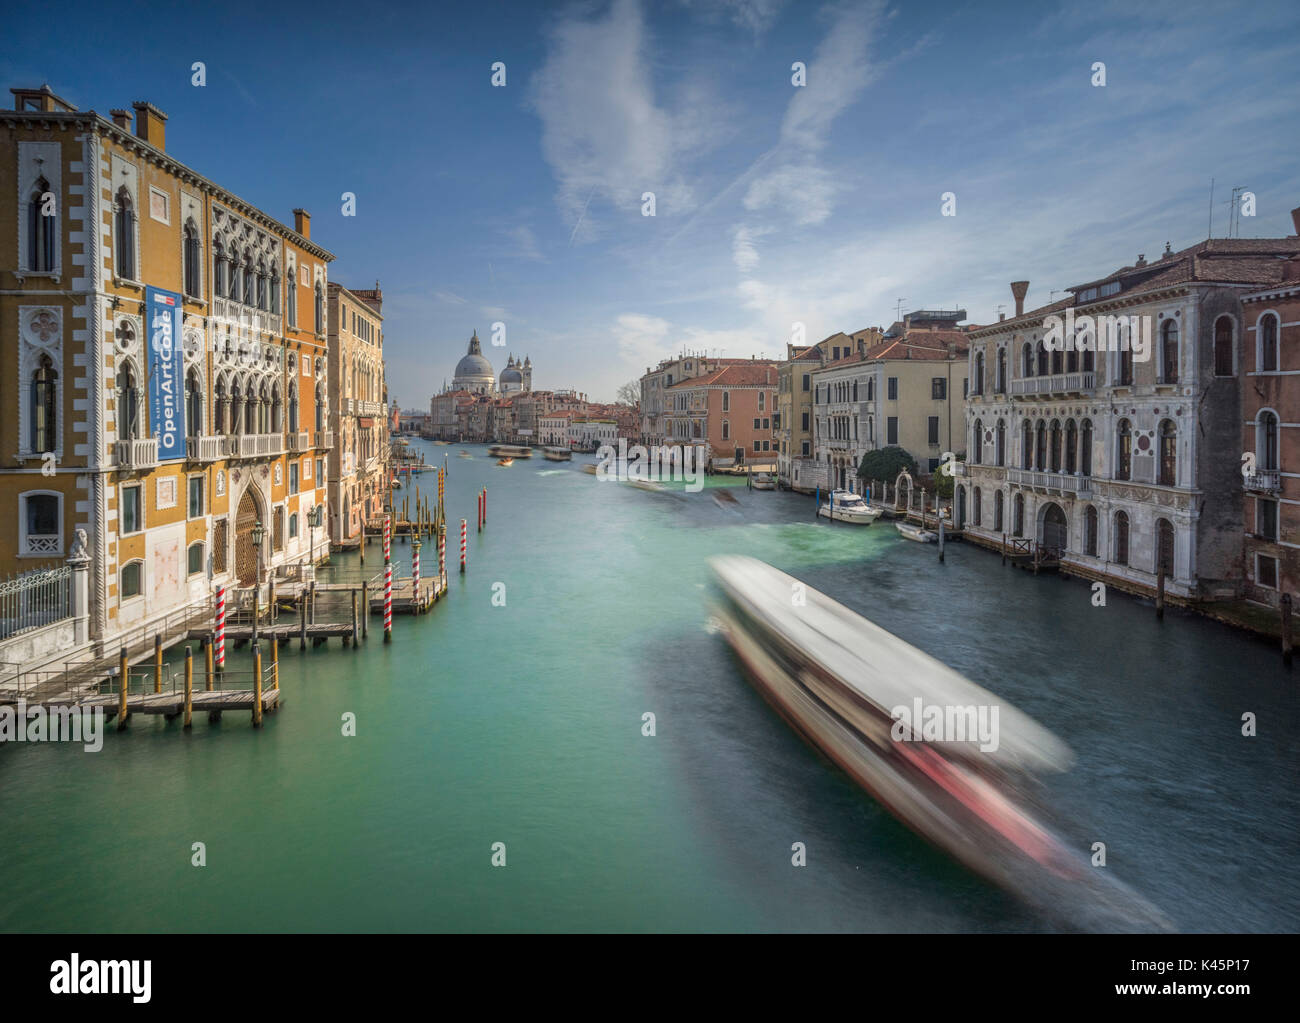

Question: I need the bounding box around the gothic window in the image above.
[114,188,135,280]
[183,221,201,297]
[29,177,56,271]
[185,367,203,437]
[1116,419,1132,481]
[1161,319,1179,383]
[116,364,139,440]
[1158,420,1176,486]
[1260,313,1280,372]
[30,354,57,453]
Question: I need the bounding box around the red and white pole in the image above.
[482,486,486,525]
[478,489,483,532]
[438,524,446,590]
[460,518,467,573]
[412,541,421,611]
[214,584,226,669]
[383,515,391,561]
[383,560,393,642]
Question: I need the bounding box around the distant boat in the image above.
[896,521,938,543]
[628,478,667,493]
[818,489,882,524]
[752,472,776,490]
[581,464,598,476]
[543,447,572,461]
[496,457,514,467]
[488,444,532,458]
[458,451,473,459]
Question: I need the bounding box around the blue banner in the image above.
[145,286,186,460]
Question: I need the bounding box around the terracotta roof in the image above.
[668,363,777,388]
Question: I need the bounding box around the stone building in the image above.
[1,84,332,666]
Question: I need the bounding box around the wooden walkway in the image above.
[47,687,281,717]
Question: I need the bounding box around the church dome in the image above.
[500,366,523,383]
[453,330,494,385]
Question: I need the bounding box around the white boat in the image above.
[751,472,776,490]
[487,444,533,458]
[707,555,1174,931]
[581,464,598,476]
[817,489,882,524]
[896,521,937,543]
[543,447,572,461]
[628,478,667,493]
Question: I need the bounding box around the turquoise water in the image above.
[2,441,1297,932]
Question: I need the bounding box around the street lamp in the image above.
[307,504,323,567]
[251,519,265,642]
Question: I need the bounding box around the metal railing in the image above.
[0,565,72,641]
[1244,470,1281,493]
[1007,467,1092,494]
[1010,372,1095,396]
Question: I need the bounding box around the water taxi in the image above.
[708,555,1173,931]
[581,464,598,475]
[496,457,514,467]
[543,447,572,461]
[628,478,667,493]
[896,521,937,542]
[458,451,473,459]
[817,489,882,524]
[751,472,776,490]
[488,444,533,458]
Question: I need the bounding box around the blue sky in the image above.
[5,0,1299,405]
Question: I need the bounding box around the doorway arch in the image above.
[1038,502,1067,551]
[235,487,263,585]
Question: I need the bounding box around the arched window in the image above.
[1117,344,1134,386]
[1050,342,1063,375]
[116,364,139,440]
[1157,519,1175,576]
[1084,506,1098,556]
[1214,316,1234,376]
[1260,313,1279,372]
[995,419,1006,466]
[230,379,243,436]
[1036,339,1048,376]
[213,241,227,297]
[271,383,282,433]
[1158,420,1176,486]
[1081,419,1093,476]
[1082,344,1094,374]
[121,560,143,599]
[1066,346,1078,374]
[973,486,982,527]
[30,354,57,453]
[229,251,242,300]
[243,252,255,305]
[215,377,228,434]
[256,260,267,310]
[866,377,875,401]
[114,188,135,280]
[1113,511,1130,565]
[183,221,201,297]
[974,352,985,395]
[1035,419,1046,470]
[287,274,297,328]
[244,381,257,434]
[1064,419,1077,475]
[972,418,983,464]
[1116,419,1132,480]
[29,177,56,271]
[187,541,205,576]
[996,349,1006,393]
[1022,420,1033,469]
[1049,419,1062,472]
[288,381,299,433]
[1022,341,1034,377]
[1013,493,1024,537]
[315,383,325,431]
[185,367,203,437]
[271,267,281,315]
[258,381,270,434]
[1258,410,1279,471]
[314,282,324,334]
[993,490,1004,532]
[1161,319,1179,383]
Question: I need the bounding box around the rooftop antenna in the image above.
[996,303,1006,319]
[895,298,907,322]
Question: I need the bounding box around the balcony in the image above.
[113,438,159,471]
[186,435,227,462]
[287,431,311,453]
[314,430,335,450]
[1010,372,1095,398]
[1245,470,1281,494]
[227,433,285,460]
[1007,467,1092,495]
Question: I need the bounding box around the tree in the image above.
[857,446,917,484]
[616,380,640,406]
[933,452,966,499]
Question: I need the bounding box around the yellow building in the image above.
[0,85,334,661]
[327,283,388,543]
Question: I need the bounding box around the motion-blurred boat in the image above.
[581,464,598,475]
[488,444,532,458]
[818,489,882,524]
[708,555,1173,932]
[543,447,572,461]
[496,457,514,467]
[629,479,667,493]
[752,472,776,490]
[458,451,472,459]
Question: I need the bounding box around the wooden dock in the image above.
[48,686,281,718]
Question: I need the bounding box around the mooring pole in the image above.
[117,646,129,731]
[214,584,226,671]
[154,633,163,694]
[205,633,214,691]
[939,516,945,563]
[1282,593,1293,668]
[271,636,279,693]
[351,589,359,644]
[252,642,263,727]
[361,580,369,639]
[1156,566,1166,621]
[299,591,307,649]
[184,645,194,729]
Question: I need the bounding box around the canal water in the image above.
[2,440,1297,933]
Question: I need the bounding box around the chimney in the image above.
[131,101,167,151]
[1283,255,1300,283]
[110,108,132,129]
[1010,281,1029,318]
[903,314,912,331]
[1291,206,1300,237]
[1163,241,1173,259]
[1136,254,1146,267]
[294,208,311,239]
[999,311,1006,321]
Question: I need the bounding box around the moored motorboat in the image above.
[751,472,776,490]
[896,521,937,542]
[817,489,882,524]
[707,555,1173,931]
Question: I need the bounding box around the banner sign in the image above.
[145,286,186,460]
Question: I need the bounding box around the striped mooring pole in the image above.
[412,538,421,612]
[460,518,467,573]
[383,560,393,642]
[214,584,226,670]
[383,515,391,560]
[438,522,446,588]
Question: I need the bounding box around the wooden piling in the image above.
[300,591,308,649]
[205,633,214,691]
[1001,533,1007,565]
[252,643,263,727]
[1282,593,1293,668]
[362,580,369,639]
[351,589,359,646]
[252,585,260,644]
[1156,567,1166,621]
[938,517,945,563]
[154,633,163,694]
[183,646,194,729]
[117,646,129,731]
[271,637,279,692]
[309,581,317,624]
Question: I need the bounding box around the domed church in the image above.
[499,354,533,395]
[452,330,496,394]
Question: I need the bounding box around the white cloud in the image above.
[433,290,467,305]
